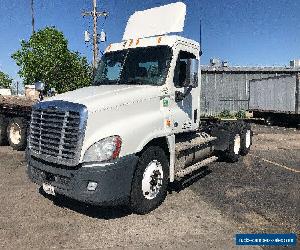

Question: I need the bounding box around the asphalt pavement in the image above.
[0,124,299,249]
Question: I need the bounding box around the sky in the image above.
[0,0,299,81]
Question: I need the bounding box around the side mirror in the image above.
[185,59,199,88]
[35,81,45,92]
[35,81,45,101]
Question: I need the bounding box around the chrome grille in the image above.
[29,101,87,166]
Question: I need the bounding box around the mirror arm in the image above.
[175,85,193,102]
[184,85,193,97]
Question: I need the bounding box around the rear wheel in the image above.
[240,128,252,156]
[7,117,27,151]
[130,146,169,214]
[265,116,274,126]
[0,115,8,145]
[223,133,241,162]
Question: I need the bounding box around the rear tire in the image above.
[0,115,8,145]
[240,127,252,156]
[223,133,241,162]
[130,146,169,214]
[7,117,27,151]
[265,116,274,126]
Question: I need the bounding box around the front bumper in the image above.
[27,155,139,206]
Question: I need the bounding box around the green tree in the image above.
[0,71,12,88]
[12,27,92,93]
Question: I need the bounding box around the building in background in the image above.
[11,80,25,96]
[290,59,300,68]
[0,88,12,96]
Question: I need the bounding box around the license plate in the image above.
[42,183,55,196]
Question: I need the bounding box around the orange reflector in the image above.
[157,37,162,44]
[136,38,140,45]
[129,39,134,46]
[165,119,171,127]
[106,44,112,51]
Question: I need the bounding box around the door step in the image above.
[175,156,218,178]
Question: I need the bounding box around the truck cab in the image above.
[27,2,252,214]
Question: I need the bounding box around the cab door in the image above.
[169,46,200,133]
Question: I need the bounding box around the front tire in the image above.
[7,117,27,151]
[130,146,169,214]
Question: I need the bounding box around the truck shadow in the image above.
[37,167,213,219]
[38,187,132,219]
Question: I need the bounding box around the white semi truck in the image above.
[27,2,252,214]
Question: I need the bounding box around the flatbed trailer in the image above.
[0,96,37,150]
[249,73,300,127]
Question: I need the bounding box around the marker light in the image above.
[129,39,134,46]
[106,44,112,51]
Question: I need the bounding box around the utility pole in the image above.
[30,0,35,35]
[82,0,108,70]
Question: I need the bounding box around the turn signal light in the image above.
[165,119,171,127]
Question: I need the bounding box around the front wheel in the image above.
[130,146,169,214]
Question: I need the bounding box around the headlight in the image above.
[83,135,122,163]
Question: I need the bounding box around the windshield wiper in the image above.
[123,79,145,85]
[93,79,118,85]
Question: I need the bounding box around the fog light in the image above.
[87,181,98,191]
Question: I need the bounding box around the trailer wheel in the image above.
[265,116,274,126]
[0,115,8,145]
[223,133,241,162]
[7,117,27,151]
[129,146,169,214]
[240,128,252,156]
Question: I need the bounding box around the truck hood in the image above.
[48,85,161,113]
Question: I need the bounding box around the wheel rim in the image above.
[142,160,163,200]
[234,134,241,155]
[245,130,251,148]
[9,123,21,145]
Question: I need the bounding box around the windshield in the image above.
[94,46,172,86]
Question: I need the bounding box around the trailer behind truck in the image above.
[249,74,300,126]
[0,96,36,150]
[27,2,253,214]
